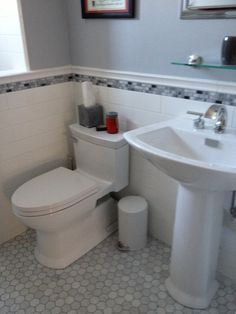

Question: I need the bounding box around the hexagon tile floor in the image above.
[0,230,235,314]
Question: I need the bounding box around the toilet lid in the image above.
[12,167,98,216]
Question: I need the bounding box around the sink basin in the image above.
[124,115,236,191]
[124,115,236,309]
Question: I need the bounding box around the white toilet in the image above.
[11,124,129,269]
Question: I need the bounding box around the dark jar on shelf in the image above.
[106,112,119,134]
[222,36,236,65]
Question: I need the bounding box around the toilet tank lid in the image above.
[69,124,127,149]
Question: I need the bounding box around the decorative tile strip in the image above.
[0,74,74,95]
[0,72,236,107]
[74,74,236,107]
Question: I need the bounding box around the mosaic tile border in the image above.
[0,72,236,107]
[0,74,74,94]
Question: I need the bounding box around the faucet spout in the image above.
[204,104,227,134]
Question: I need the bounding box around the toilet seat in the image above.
[12,167,98,217]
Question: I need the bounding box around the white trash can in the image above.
[118,196,148,251]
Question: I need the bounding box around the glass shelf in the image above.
[171,62,236,70]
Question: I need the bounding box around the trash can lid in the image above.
[118,196,148,214]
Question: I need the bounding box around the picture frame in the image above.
[81,0,135,19]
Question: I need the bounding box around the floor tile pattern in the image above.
[0,230,235,314]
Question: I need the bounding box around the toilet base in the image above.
[34,197,117,269]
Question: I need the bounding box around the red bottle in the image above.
[106,112,119,134]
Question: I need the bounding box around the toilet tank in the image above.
[69,124,129,192]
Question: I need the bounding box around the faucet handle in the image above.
[187,110,204,117]
[214,110,227,133]
[187,111,205,129]
[215,120,226,133]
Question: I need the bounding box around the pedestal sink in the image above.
[124,115,236,309]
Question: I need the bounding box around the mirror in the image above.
[181,0,236,19]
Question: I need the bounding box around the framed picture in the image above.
[81,0,135,19]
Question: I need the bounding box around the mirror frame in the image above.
[181,0,236,19]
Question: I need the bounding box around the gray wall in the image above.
[21,0,71,70]
[66,0,236,82]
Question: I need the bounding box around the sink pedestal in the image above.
[124,115,236,308]
[165,185,224,309]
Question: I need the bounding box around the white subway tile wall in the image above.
[75,82,236,244]
[0,82,75,244]
[0,72,235,283]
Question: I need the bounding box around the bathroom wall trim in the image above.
[73,66,236,95]
[73,66,236,107]
[1,64,236,93]
[0,65,72,84]
[0,65,236,106]
[0,65,72,95]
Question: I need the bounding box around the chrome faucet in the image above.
[187,104,227,133]
[204,104,227,134]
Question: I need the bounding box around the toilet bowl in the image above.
[12,124,129,268]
